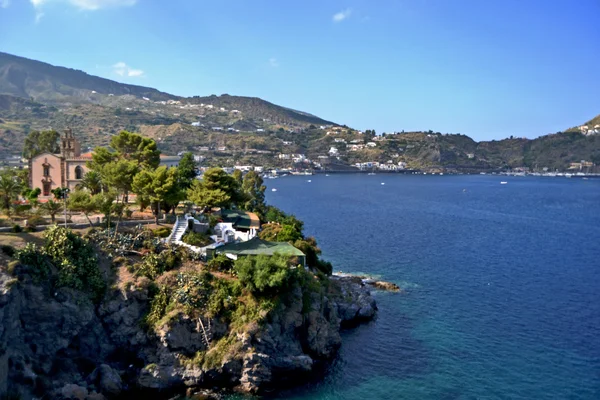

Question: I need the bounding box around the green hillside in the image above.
[0,51,598,172]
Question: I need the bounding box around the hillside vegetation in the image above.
[0,51,598,171]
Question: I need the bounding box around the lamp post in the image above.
[63,188,70,229]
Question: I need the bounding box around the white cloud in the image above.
[127,69,144,77]
[29,0,137,14]
[68,0,137,11]
[35,11,45,23]
[332,8,352,23]
[1,0,11,9]
[112,62,144,78]
[269,58,279,68]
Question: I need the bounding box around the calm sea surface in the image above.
[258,174,600,399]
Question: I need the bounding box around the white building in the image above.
[328,147,339,156]
[159,155,182,168]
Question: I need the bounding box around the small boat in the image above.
[500,181,508,185]
[368,172,376,176]
[271,188,277,192]
[325,174,330,177]
[307,180,312,183]
[381,182,385,185]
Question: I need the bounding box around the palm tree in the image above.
[77,171,102,195]
[0,170,23,214]
[42,200,62,224]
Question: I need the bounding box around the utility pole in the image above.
[63,188,70,229]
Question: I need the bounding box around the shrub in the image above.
[316,259,333,276]
[43,225,106,302]
[206,278,242,317]
[182,231,211,247]
[173,270,213,309]
[15,243,51,281]
[135,247,182,279]
[11,224,22,233]
[24,226,36,233]
[6,260,19,275]
[207,214,220,228]
[136,254,163,280]
[1,245,15,257]
[153,227,171,238]
[206,254,234,272]
[234,254,296,295]
[26,215,46,228]
[145,285,171,328]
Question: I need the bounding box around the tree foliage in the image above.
[77,171,102,195]
[202,168,243,206]
[234,254,296,294]
[187,180,231,209]
[241,170,266,213]
[92,190,117,227]
[259,223,303,242]
[177,152,198,189]
[43,225,105,301]
[22,130,60,159]
[109,130,160,169]
[68,189,97,226]
[42,200,62,223]
[132,166,183,222]
[0,169,24,211]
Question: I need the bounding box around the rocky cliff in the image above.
[0,263,377,399]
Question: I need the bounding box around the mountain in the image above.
[0,51,598,172]
[0,52,177,103]
[566,113,600,134]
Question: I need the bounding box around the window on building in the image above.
[43,182,51,197]
[75,166,83,180]
[43,166,50,177]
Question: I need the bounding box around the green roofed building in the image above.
[220,209,261,230]
[206,237,306,267]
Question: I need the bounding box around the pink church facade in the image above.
[29,129,92,199]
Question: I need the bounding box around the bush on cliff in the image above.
[233,254,296,295]
[135,246,183,279]
[15,226,105,302]
[44,225,106,301]
[206,254,234,272]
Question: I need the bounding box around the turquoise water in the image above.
[261,174,600,399]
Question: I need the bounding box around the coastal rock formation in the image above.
[0,266,378,399]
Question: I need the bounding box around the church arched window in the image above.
[75,166,83,180]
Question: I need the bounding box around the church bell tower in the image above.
[61,128,81,158]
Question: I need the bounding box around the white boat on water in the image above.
[307,180,311,183]
[381,182,385,185]
[271,188,277,192]
[368,172,376,176]
[500,181,508,185]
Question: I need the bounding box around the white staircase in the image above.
[167,215,189,244]
[166,214,209,257]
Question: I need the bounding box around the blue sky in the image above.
[1,0,599,140]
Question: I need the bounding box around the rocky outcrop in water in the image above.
[0,265,377,399]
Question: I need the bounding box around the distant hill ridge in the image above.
[0,52,177,102]
[0,51,598,171]
[0,52,334,126]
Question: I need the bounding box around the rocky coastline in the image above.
[0,264,392,399]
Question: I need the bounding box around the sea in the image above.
[258,174,600,399]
